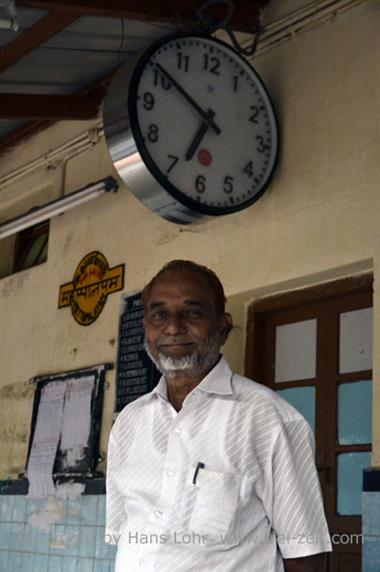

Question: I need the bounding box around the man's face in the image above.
[143,270,231,378]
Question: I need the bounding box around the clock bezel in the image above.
[127,32,280,217]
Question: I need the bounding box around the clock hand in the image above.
[155,63,221,135]
[185,110,214,161]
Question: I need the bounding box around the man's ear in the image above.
[219,313,233,345]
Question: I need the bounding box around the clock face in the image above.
[128,34,279,216]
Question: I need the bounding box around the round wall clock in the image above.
[103,33,279,224]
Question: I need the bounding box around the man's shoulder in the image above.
[231,372,306,425]
[112,392,153,429]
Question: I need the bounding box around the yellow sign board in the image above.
[59,251,124,326]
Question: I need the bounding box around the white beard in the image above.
[144,333,221,378]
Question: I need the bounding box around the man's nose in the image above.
[164,312,187,335]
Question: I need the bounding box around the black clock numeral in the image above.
[256,135,270,154]
[143,92,155,110]
[153,69,171,90]
[249,105,260,124]
[203,53,220,76]
[167,154,179,173]
[223,175,234,194]
[176,52,190,72]
[195,175,206,193]
[147,124,159,143]
[233,76,239,92]
[243,161,254,178]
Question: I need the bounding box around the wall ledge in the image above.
[0,476,105,495]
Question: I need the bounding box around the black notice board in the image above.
[116,291,161,412]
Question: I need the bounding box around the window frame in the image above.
[13,220,49,273]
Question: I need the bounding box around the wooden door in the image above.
[246,276,373,572]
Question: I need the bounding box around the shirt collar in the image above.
[151,356,233,401]
[152,376,169,400]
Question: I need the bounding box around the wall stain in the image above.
[157,226,180,246]
[0,456,26,478]
[0,429,28,443]
[63,232,74,257]
[0,381,34,399]
[0,272,30,298]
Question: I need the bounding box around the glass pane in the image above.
[337,452,371,515]
[338,380,372,445]
[275,319,317,383]
[22,233,48,270]
[37,235,48,264]
[340,308,372,374]
[277,386,316,432]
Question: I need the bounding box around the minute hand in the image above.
[156,63,221,135]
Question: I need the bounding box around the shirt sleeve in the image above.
[268,418,332,559]
[105,421,127,545]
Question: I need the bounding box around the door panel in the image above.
[246,277,373,572]
[334,553,361,572]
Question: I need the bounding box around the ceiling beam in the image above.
[0,70,113,153]
[0,11,79,73]
[18,0,267,32]
[0,119,54,155]
[0,93,103,119]
[0,0,268,152]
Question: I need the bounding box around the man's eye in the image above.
[150,310,167,321]
[186,308,203,318]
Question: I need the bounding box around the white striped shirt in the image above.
[106,357,332,572]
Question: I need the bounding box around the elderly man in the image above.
[106,260,332,572]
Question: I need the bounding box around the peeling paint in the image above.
[56,481,85,499]
[50,529,70,549]
[28,498,65,531]
[61,446,86,468]
[66,503,80,522]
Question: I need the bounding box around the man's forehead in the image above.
[146,269,216,305]
[148,299,206,310]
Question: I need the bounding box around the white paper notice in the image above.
[27,381,66,498]
[60,376,94,452]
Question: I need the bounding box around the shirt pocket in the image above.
[188,466,246,538]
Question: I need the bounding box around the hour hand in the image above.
[155,63,221,135]
[185,110,214,161]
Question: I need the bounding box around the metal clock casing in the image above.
[103,33,279,225]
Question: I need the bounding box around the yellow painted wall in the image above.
[0,0,379,478]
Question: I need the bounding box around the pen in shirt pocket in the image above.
[192,462,205,485]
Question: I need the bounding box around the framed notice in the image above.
[26,364,110,496]
[116,291,160,412]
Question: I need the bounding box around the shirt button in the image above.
[155,510,163,517]
[166,470,175,476]
[139,558,148,566]
[174,427,181,434]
